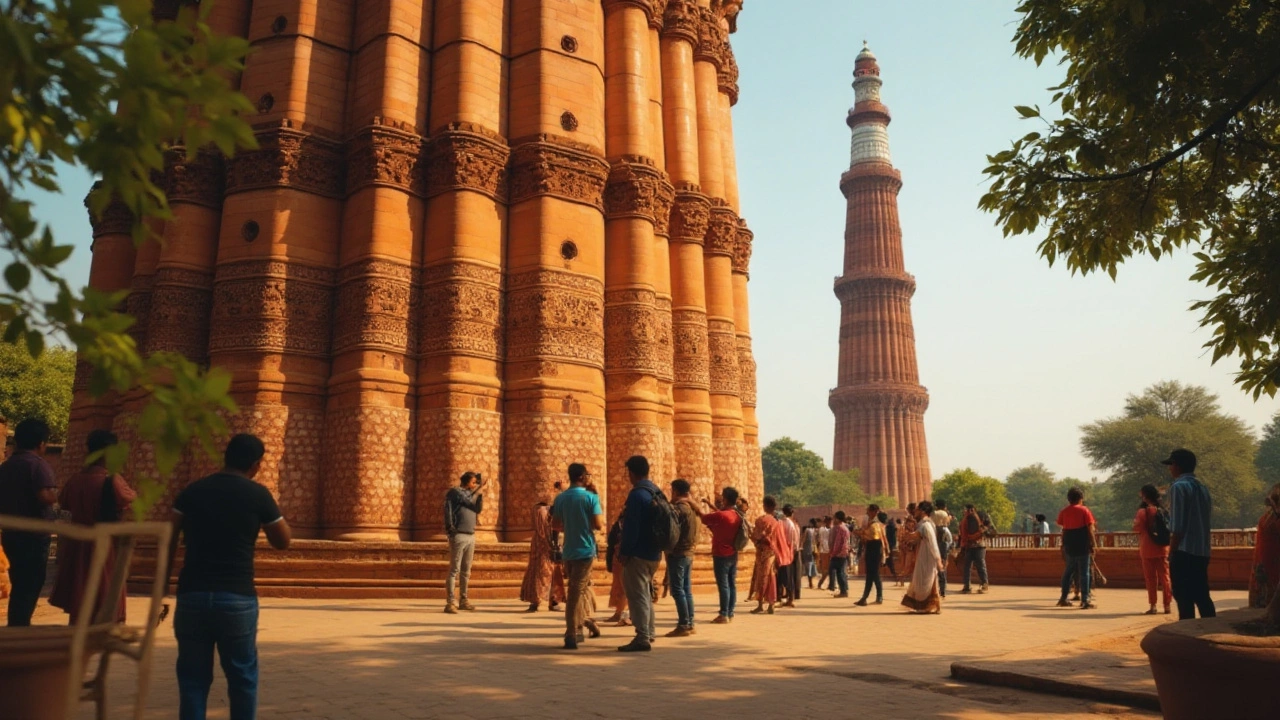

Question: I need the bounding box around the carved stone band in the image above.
[225,123,345,199]
[604,156,675,226]
[165,148,225,209]
[346,122,427,198]
[424,123,509,201]
[508,135,610,211]
[705,203,738,257]
[669,186,711,245]
[733,221,753,275]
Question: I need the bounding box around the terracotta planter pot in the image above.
[0,627,80,720]
[1141,608,1280,720]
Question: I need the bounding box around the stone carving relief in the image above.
[147,267,214,360]
[346,121,427,197]
[165,149,225,208]
[834,274,916,302]
[704,204,738,256]
[424,123,509,200]
[654,296,675,382]
[671,308,710,389]
[86,194,134,238]
[418,262,503,360]
[736,335,757,407]
[225,122,345,199]
[604,288,660,376]
[604,156,675,226]
[208,260,334,357]
[508,136,609,210]
[333,259,417,355]
[669,186,710,244]
[506,269,605,368]
[707,318,740,395]
[733,221,753,275]
[661,0,699,44]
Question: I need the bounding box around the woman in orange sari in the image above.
[750,496,782,614]
[1249,484,1280,609]
[898,503,920,587]
[519,495,565,612]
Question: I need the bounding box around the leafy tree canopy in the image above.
[761,436,827,497]
[1081,381,1262,527]
[0,336,74,442]
[982,0,1280,397]
[933,468,1016,531]
[776,467,897,511]
[1258,411,1280,489]
[2,2,255,514]
[1004,463,1067,527]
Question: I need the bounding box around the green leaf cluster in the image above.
[982,0,1280,397]
[1080,381,1264,528]
[761,437,896,509]
[0,333,74,441]
[932,468,1017,532]
[1,2,255,518]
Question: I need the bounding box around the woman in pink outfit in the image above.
[1133,483,1171,615]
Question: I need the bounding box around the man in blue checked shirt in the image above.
[1163,448,1216,620]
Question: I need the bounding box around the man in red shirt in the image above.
[1056,487,1098,609]
[700,486,743,624]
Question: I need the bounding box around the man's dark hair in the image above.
[964,503,976,511]
[918,500,934,515]
[834,510,846,521]
[624,455,649,478]
[809,518,817,526]
[906,502,916,513]
[877,511,888,523]
[1140,484,1160,504]
[86,429,118,456]
[460,471,477,485]
[224,434,266,472]
[568,463,588,483]
[782,504,794,516]
[1035,513,1046,522]
[721,486,739,505]
[936,500,947,510]
[13,418,50,451]
[867,503,880,513]
[671,478,691,496]
[1067,487,1084,504]
[763,495,777,511]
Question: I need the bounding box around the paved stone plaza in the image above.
[39,585,1245,719]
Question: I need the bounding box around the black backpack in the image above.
[645,488,683,553]
[1147,506,1171,547]
[732,509,752,552]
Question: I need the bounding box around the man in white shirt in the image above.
[816,516,832,589]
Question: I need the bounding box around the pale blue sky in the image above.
[33,1,1277,483]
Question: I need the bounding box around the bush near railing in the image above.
[985,529,1257,550]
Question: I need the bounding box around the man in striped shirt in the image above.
[1165,448,1216,620]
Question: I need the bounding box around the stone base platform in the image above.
[128,540,747,600]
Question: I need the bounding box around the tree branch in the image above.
[1049,63,1280,184]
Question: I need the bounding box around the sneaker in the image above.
[459,601,477,611]
[665,626,693,638]
[444,604,458,614]
[1056,599,1072,607]
[617,639,652,652]
[711,615,729,625]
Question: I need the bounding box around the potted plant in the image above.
[0,3,256,719]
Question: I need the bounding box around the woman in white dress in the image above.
[902,501,944,614]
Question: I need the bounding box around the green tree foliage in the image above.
[1004,463,1065,526]
[761,436,827,497]
[2,2,256,515]
[1258,412,1280,489]
[775,467,899,510]
[1080,381,1262,528]
[0,336,74,441]
[932,468,1016,531]
[982,1,1280,397]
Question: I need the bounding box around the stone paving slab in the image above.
[11,585,1241,719]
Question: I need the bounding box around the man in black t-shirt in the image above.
[166,434,291,720]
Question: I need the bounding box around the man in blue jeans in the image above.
[1056,487,1097,610]
[664,479,701,637]
[699,486,743,624]
[166,434,292,720]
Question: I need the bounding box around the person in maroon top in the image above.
[0,418,57,626]
[699,485,743,624]
[50,430,137,624]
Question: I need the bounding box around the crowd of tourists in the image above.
[5,425,1280,720]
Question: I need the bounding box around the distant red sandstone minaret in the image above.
[829,45,931,504]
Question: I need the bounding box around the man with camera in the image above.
[444,471,487,614]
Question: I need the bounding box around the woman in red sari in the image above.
[519,493,565,612]
[750,496,782,614]
[50,430,136,624]
[1249,484,1280,609]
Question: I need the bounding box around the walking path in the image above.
[37,585,1244,719]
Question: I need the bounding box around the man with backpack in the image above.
[700,486,746,624]
[1134,483,1172,615]
[664,479,701,637]
[618,455,662,652]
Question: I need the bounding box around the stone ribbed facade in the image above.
[829,46,931,504]
[68,0,764,542]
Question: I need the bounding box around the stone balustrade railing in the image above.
[983,529,1257,550]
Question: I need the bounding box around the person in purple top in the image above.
[0,418,57,626]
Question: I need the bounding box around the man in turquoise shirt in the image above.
[551,463,603,649]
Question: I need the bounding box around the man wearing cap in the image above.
[1164,448,1216,620]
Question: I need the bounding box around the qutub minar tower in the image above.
[829,45,931,504]
[68,0,764,544]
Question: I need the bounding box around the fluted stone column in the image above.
[322,0,432,540]
[602,0,674,514]
[208,1,354,537]
[413,0,508,541]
